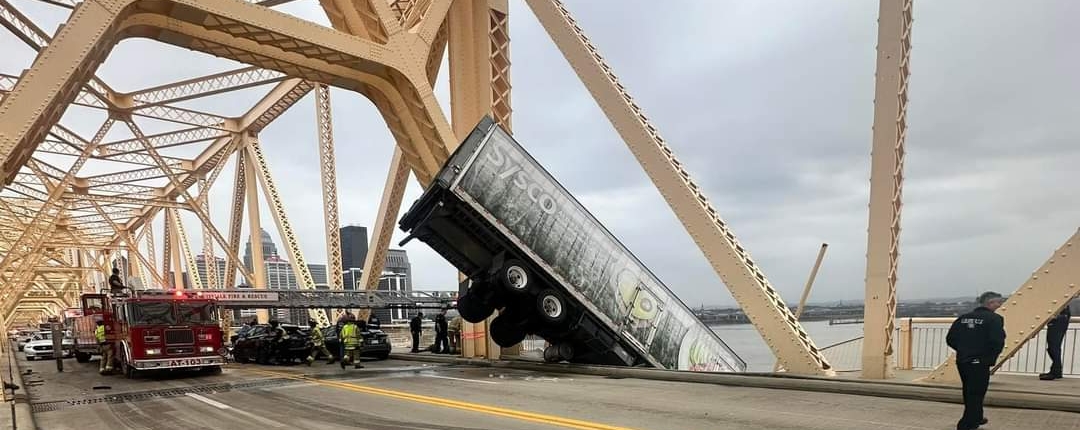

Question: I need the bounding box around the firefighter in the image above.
[108,268,125,295]
[95,320,113,374]
[267,319,288,364]
[340,314,364,369]
[306,319,335,366]
[448,314,462,354]
[410,312,423,353]
[946,291,1006,430]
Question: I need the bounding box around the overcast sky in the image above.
[3,0,1078,307]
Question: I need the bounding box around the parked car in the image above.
[321,324,391,361]
[231,324,310,364]
[22,331,74,360]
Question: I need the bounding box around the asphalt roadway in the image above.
[14,354,1080,430]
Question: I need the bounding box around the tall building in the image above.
[195,255,227,287]
[243,228,280,270]
[307,264,327,286]
[384,248,411,281]
[340,225,368,271]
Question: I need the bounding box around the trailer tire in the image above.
[535,289,568,325]
[457,288,495,323]
[490,314,527,348]
[543,344,561,363]
[75,351,91,363]
[498,259,531,294]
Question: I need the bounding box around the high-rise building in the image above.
[340,225,368,270]
[243,228,279,270]
[195,254,227,287]
[307,264,327,286]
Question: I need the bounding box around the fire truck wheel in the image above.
[74,352,91,363]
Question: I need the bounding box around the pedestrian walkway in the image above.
[1,341,34,430]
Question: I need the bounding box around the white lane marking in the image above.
[184,393,229,409]
[185,393,287,428]
[423,374,499,385]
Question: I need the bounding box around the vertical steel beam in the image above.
[525,0,831,375]
[224,149,250,288]
[145,225,158,287]
[923,229,1080,383]
[861,0,913,380]
[315,84,345,320]
[447,0,510,359]
[199,178,219,288]
[243,135,269,324]
[170,208,203,289]
[244,139,331,327]
[166,208,185,290]
[161,210,173,288]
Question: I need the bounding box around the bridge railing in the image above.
[819,317,1080,375]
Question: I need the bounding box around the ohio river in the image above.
[711,320,868,372]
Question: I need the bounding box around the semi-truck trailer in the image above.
[399,116,745,372]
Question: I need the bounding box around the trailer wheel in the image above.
[457,285,495,323]
[490,313,527,348]
[543,345,561,363]
[536,289,568,325]
[557,343,575,361]
[74,351,91,363]
[498,259,531,294]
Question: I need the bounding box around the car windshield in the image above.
[33,332,52,340]
[130,302,177,325]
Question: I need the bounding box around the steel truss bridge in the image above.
[180,288,458,310]
[0,0,1074,383]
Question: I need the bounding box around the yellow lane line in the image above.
[246,369,638,430]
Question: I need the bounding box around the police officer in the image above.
[946,291,1006,430]
[434,310,449,354]
[339,314,363,369]
[1040,294,1074,380]
[306,319,335,366]
[95,320,113,374]
[409,312,423,353]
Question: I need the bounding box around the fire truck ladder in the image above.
[189,289,459,310]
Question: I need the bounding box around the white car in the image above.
[22,331,74,360]
[13,330,36,349]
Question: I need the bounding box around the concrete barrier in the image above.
[2,341,36,430]
[390,353,1080,414]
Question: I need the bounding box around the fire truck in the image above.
[71,289,225,377]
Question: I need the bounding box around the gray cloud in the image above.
[2,0,1078,311]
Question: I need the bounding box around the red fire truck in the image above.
[71,290,225,377]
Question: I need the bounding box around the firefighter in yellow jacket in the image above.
[95,320,113,374]
[306,319,335,366]
[339,314,364,369]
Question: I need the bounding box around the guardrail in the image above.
[820,317,1079,375]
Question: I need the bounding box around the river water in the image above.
[711,320,865,372]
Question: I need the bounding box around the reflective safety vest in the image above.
[310,326,325,347]
[94,325,106,344]
[341,322,361,349]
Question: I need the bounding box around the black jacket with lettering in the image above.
[946,306,1006,365]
